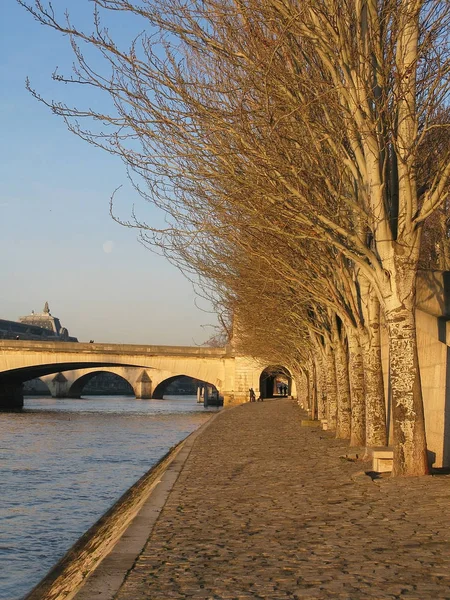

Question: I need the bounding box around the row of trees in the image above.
[20,0,450,475]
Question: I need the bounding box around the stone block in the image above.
[367,446,394,472]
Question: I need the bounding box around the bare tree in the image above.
[18,0,450,474]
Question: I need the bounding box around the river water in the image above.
[0,395,218,600]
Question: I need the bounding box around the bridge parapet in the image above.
[0,340,230,357]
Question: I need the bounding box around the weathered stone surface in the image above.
[111,399,450,599]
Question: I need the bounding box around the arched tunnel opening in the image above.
[69,371,134,398]
[152,375,222,406]
[259,366,292,399]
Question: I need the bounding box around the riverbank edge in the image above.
[23,410,222,600]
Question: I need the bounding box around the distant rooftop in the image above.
[0,302,77,342]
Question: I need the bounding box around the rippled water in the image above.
[0,395,217,600]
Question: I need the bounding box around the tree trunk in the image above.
[325,344,338,430]
[363,292,387,447]
[386,304,429,476]
[310,359,318,420]
[347,327,366,447]
[316,355,326,420]
[335,335,352,439]
[294,375,306,408]
[304,369,311,412]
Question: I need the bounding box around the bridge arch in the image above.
[68,371,135,398]
[152,374,219,402]
[259,366,292,399]
[38,367,154,400]
[0,361,143,382]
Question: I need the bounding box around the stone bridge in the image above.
[0,341,277,410]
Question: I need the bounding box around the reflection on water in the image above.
[0,395,217,600]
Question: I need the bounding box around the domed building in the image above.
[0,302,78,341]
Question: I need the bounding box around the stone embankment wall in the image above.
[380,271,450,468]
[416,309,449,467]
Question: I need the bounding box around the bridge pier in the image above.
[47,373,71,398]
[0,380,24,411]
[134,371,152,399]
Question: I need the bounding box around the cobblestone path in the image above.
[115,399,450,600]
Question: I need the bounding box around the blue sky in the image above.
[0,1,217,345]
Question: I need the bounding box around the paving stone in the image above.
[115,399,450,599]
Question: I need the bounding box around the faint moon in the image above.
[103,240,114,254]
